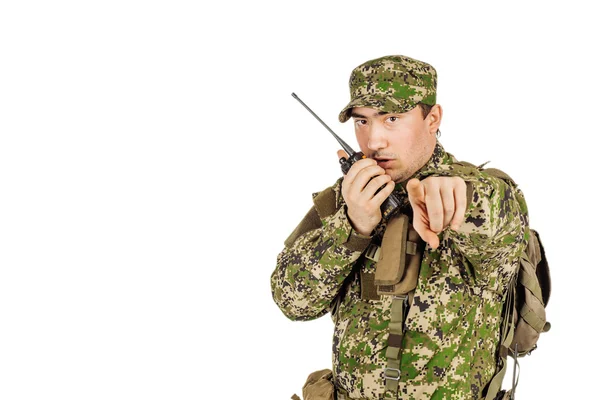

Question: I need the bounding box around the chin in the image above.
[390,171,408,183]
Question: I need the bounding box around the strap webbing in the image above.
[384,295,408,396]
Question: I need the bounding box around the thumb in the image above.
[422,230,440,250]
[337,149,349,160]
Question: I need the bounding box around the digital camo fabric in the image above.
[271,142,529,400]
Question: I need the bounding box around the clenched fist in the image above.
[337,150,395,236]
[406,176,468,249]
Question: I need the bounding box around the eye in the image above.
[386,116,398,123]
[354,119,367,126]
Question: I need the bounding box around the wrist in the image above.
[352,224,373,237]
[346,207,375,236]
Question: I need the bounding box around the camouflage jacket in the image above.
[271,142,529,400]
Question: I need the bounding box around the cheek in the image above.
[355,132,369,152]
[390,133,418,156]
[390,130,428,165]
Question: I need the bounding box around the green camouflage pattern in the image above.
[338,55,437,123]
[271,142,529,400]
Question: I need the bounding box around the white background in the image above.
[0,1,597,399]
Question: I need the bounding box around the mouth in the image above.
[374,158,395,168]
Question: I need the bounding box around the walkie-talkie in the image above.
[291,92,402,221]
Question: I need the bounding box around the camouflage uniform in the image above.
[271,56,529,400]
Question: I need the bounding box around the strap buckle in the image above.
[393,294,408,302]
[384,367,401,381]
[393,294,409,318]
[365,243,381,262]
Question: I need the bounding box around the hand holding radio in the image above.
[337,150,395,236]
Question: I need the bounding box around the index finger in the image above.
[406,178,425,204]
[342,156,377,184]
[337,149,349,161]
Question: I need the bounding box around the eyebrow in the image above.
[350,110,389,119]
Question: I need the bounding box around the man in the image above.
[271,55,529,400]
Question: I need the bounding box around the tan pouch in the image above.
[375,214,423,296]
[291,369,335,400]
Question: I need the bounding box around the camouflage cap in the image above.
[338,55,437,123]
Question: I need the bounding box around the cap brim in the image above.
[338,93,419,123]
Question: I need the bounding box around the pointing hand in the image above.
[406,176,467,249]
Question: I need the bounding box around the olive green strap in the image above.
[384,295,408,395]
[485,361,507,400]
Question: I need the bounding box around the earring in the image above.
[436,129,441,139]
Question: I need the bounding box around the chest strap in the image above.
[384,294,409,395]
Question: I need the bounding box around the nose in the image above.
[367,122,387,151]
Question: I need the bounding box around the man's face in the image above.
[351,105,439,183]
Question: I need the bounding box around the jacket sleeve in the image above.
[270,180,372,321]
[436,165,530,287]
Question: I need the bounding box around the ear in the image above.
[427,104,443,135]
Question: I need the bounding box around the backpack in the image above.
[475,167,552,400]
